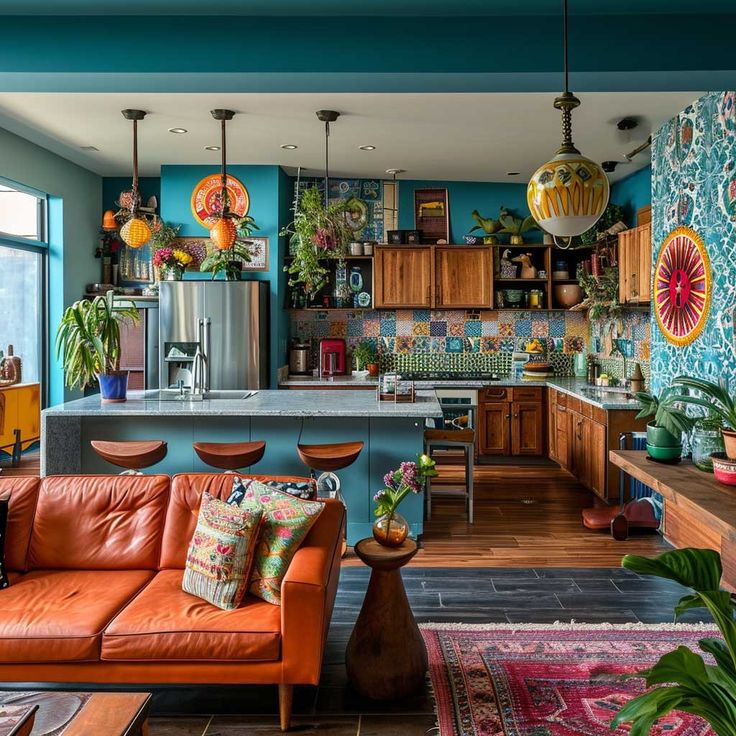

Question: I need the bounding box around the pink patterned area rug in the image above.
[421,623,718,736]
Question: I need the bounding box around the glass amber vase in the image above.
[372,511,409,547]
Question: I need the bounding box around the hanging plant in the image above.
[577,263,624,326]
[200,214,260,280]
[280,185,352,297]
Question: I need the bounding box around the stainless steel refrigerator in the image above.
[159,281,269,390]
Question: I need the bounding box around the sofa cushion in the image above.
[28,475,169,570]
[0,569,154,663]
[0,494,8,589]
[102,570,281,662]
[0,477,39,572]
[182,492,262,611]
[160,474,315,569]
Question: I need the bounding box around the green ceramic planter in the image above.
[646,443,681,462]
[646,421,681,448]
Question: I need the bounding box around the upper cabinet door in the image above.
[434,247,492,309]
[636,221,652,303]
[373,247,432,308]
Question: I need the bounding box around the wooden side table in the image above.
[345,538,427,699]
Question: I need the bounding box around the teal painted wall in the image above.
[397,179,541,244]
[159,164,290,385]
[0,125,101,406]
[102,176,160,212]
[610,166,651,227]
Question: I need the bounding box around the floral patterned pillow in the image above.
[230,478,324,605]
[182,491,263,610]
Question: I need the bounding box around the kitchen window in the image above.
[0,179,48,389]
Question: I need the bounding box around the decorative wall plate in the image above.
[191,174,249,228]
[653,225,711,347]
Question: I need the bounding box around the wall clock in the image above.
[190,174,249,228]
[653,225,711,347]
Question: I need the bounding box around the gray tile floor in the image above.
[149,566,706,735]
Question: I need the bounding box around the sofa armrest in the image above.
[280,498,345,685]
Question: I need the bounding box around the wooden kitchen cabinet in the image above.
[588,419,607,497]
[374,245,492,309]
[618,222,651,304]
[511,401,544,455]
[434,247,492,309]
[373,247,432,308]
[479,401,511,455]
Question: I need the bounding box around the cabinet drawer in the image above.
[592,406,608,425]
[555,391,567,408]
[580,401,593,419]
[481,387,509,402]
[567,396,582,414]
[512,387,542,402]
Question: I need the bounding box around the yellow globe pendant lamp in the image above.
[119,109,152,249]
[209,109,238,252]
[527,0,609,248]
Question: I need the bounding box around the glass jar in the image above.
[691,424,725,472]
[372,511,409,547]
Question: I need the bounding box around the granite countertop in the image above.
[279,375,641,411]
[43,389,443,419]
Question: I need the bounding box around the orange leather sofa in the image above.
[0,473,345,732]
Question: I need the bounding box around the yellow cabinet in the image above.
[0,383,40,453]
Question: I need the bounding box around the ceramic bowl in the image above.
[552,270,570,280]
[646,443,681,462]
[711,452,736,485]
[554,284,583,308]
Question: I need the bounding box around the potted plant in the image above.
[353,340,378,377]
[469,208,507,244]
[634,387,694,460]
[672,376,736,460]
[498,210,539,245]
[373,454,438,547]
[152,246,193,280]
[55,290,139,403]
[200,214,260,281]
[613,548,736,736]
[280,186,352,298]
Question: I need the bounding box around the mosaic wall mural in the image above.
[650,91,736,392]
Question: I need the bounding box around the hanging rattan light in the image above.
[209,109,238,251]
[119,109,152,249]
[527,0,609,248]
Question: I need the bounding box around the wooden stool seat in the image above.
[297,441,364,472]
[193,440,266,470]
[91,440,167,470]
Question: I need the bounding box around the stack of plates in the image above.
[523,357,554,379]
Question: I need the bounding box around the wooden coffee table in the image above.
[345,538,427,700]
[0,692,151,736]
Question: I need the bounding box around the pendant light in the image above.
[209,109,238,251]
[316,110,340,207]
[527,0,609,248]
[119,109,152,249]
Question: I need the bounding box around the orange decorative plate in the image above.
[190,174,249,228]
[654,226,711,347]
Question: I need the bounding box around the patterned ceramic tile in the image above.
[313,320,329,338]
[448,322,465,337]
[329,321,346,337]
[464,321,482,337]
[446,336,465,353]
[412,322,430,336]
[499,322,514,337]
[413,309,431,322]
[395,336,413,353]
[481,321,498,335]
[430,337,445,353]
[363,320,380,337]
[396,320,413,336]
[480,337,499,353]
[514,319,532,337]
[564,336,585,353]
[380,337,395,353]
[430,321,447,336]
[380,319,396,337]
[531,320,549,337]
[466,337,480,353]
[396,309,413,322]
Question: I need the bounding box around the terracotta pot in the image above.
[722,428,736,460]
[367,363,379,377]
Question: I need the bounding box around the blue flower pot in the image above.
[98,371,129,403]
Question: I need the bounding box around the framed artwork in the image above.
[653,225,711,347]
[190,174,249,228]
[171,237,209,271]
[242,236,269,271]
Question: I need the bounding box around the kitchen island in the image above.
[42,389,443,544]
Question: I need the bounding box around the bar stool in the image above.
[90,440,167,474]
[424,428,475,523]
[297,441,364,555]
[193,441,266,472]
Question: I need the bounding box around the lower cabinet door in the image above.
[555,405,570,468]
[479,402,511,455]
[511,401,544,456]
[588,419,607,498]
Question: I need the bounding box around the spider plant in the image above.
[612,548,736,736]
[55,291,139,391]
[672,376,736,459]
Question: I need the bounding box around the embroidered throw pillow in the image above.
[229,478,324,605]
[0,493,9,590]
[226,477,316,504]
[182,491,263,610]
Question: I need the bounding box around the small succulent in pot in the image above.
[353,340,378,375]
[634,387,694,459]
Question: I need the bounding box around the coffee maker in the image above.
[319,338,346,377]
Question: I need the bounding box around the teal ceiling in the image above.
[0,0,732,13]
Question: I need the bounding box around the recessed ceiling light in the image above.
[280,144,298,150]
[506,171,520,176]
[359,145,376,151]
[204,145,221,151]
[80,145,99,151]
[168,127,188,134]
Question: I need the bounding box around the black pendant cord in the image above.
[220,117,228,216]
[324,120,330,208]
[131,118,139,214]
[563,0,569,95]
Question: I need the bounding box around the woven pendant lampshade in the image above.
[209,109,238,251]
[210,216,237,251]
[526,2,609,246]
[120,217,152,249]
[119,109,150,249]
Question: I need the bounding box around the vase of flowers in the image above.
[153,247,192,281]
[373,454,437,547]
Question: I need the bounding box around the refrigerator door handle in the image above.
[204,317,212,391]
